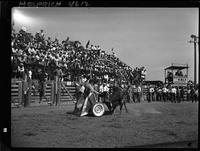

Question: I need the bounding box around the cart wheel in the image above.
[92,103,105,117]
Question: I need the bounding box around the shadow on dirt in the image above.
[23,132,37,136]
[66,111,80,117]
[66,110,113,117]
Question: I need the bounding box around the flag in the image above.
[21,26,27,32]
[111,48,116,57]
[86,40,90,48]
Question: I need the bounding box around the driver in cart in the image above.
[80,76,100,117]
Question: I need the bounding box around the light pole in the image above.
[189,34,199,85]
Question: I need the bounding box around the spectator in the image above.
[162,86,167,102]
[137,85,141,103]
[149,86,154,102]
[18,63,25,79]
[171,87,177,103]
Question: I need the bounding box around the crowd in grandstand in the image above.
[11,27,144,84]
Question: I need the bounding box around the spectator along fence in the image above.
[11,79,76,107]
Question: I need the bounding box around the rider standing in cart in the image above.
[80,76,100,117]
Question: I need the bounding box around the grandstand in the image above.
[11,27,144,83]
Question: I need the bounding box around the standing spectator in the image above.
[162,86,167,102]
[180,87,184,102]
[137,85,141,102]
[168,87,172,102]
[187,87,191,101]
[176,87,181,103]
[98,81,104,102]
[132,85,137,103]
[28,67,32,80]
[190,87,195,103]
[100,82,109,103]
[127,82,134,102]
[157,87,162,101]
[171,87,177,103]
[166,87,170,102]
[153,86,157,101]
[149,86,154,102]
[194,86,198,102]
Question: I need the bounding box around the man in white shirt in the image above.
[100,83,109,103]
[162,86,167,102]
[149,87,154,102]
[99,84,104,93]
[137,86,141,102]
[98,83,104,102]
[103,83,109,92]
[171,87,177,103]
[157,87,162,101]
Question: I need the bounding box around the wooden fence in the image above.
[11,79,23,105]
[11,79,76,106]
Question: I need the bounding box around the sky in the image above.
[12,7,199,82]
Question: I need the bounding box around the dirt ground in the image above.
[11,101,198,148]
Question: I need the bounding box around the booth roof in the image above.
[164,65,189,70]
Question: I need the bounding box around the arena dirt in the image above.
[11,102,198,148]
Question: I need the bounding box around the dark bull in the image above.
[99,85,129,114]
[109,85,129,114]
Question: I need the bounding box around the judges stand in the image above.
[164,63,189,87]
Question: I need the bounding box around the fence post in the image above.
[18,81,23,105]
[56,81,61,105]
[51,81,54,104]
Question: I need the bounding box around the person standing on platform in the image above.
[38,69,48,104]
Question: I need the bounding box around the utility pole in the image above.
[189,34,199,85]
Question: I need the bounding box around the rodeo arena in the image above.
[11,27,199,148]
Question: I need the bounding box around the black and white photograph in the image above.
[10,5,198,148]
